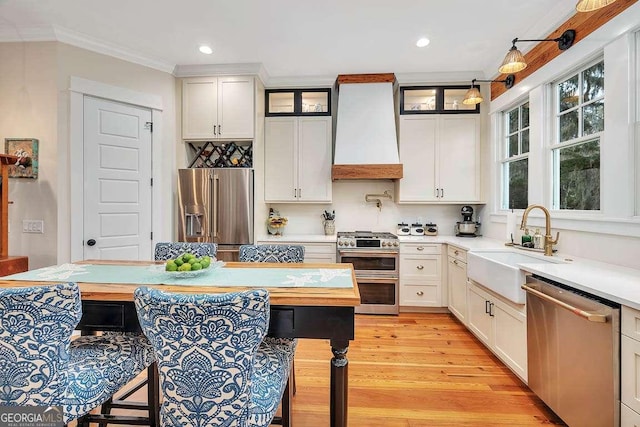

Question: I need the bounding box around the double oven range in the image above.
[336,231,399,315]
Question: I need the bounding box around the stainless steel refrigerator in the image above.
[177,168,254,262]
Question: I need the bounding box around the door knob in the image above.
[86,239,96,246]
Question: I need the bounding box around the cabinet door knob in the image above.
[453,259,459,266]
[417,246,424,251]
[417,291,424,296]
[416,265,424,270]
[454,250,459,255]
[213,124,217,135]
[86,239,96,246]
[218,124,221,135]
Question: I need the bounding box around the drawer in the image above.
[400,282,441,307]
[400,255,441,280]
[447,245,467,262]
[623,306,640,341]
[622,403,640,427]
[401,243,441,255]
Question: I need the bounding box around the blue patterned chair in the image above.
[239,244,303,426]
[154,241,218,261]
[239,244,304,263]
[99,241,218,424]
[0,283,154,425]
[134,287,294,426]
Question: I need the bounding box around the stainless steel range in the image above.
[336,231,399,315]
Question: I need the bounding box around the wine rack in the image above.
[187,141,253,168]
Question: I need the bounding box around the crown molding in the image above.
[173,63,269,81]
[53,26,175,74]
[395,71,485,85]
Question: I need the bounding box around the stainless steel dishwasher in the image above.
[522,275,620,427]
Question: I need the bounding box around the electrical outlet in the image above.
[22,220,44,234]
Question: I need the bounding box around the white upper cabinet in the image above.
[397,115,481,203]
[264,116,332,203]
[182,76,255,140]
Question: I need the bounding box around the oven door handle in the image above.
[521,284,608,323]
[338,250,399,256]
[355,276,398,284]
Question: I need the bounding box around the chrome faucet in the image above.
[520,204,559,256]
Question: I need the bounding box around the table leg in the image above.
[330,339,349,427]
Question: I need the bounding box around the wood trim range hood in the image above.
[332,73,403,180]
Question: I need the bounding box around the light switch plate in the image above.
[22,219,44,234]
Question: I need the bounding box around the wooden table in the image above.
[0,260,360,427]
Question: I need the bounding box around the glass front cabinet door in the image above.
[266,89,331,116]
[400,86,479,114]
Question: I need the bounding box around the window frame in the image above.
[501,101,530,210]
[550,58,604,212]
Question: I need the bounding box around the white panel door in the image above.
[297,116,332,202]
[398,116,438,202]
[83,96,152,260]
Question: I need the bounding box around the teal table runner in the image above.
[3,263,354,288]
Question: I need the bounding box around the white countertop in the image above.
[255,233,640,310]
[256,234,337,243]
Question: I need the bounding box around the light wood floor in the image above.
[81,312,566,426]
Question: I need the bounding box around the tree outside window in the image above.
[553,60,603,210]
[501,102,529,210]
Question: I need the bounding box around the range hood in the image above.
[332,73,403,180]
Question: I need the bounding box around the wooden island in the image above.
[0,154,28,275]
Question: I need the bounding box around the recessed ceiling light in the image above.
[199,45,213,55]
[416,38,430,48]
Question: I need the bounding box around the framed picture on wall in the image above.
[4,138,39,179]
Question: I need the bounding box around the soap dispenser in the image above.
[533,228,543,249]
[521,228,532,246]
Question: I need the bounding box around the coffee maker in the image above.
[455,205,481,237]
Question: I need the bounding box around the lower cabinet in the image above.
[447,246,467,324]
[622,403,640,426]
[301,242,336,263]
[622,306,640,422]
[399,243,443,308]
[467,279,527,382]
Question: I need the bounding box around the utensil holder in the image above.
[323,219,335,235]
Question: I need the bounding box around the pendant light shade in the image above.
[576,0,617,12]
[498,30,576,75]
[462,86,483,105]
[462,75,515,106]
[499,46,527,74]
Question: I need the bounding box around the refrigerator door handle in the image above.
[212,174,220,238]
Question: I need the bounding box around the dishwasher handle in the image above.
[521,284,608,323]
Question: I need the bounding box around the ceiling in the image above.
[0,0,579,85]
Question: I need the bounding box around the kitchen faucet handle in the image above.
[551,231,560,244]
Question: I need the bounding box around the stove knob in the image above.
[349,241,355,247]
[381,241,387,247]
[393,241,399,247]
[337,240,342,246]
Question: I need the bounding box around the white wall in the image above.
[0,42,58,268]
[480,5,640,270]
[268,180,474,236]
[0,41,176,268]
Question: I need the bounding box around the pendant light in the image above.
[498,29,576,74]
[576,0,617,12]
[462,75,515,105]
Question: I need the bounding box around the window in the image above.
[552,60,603,210]
[501,102,529,209]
